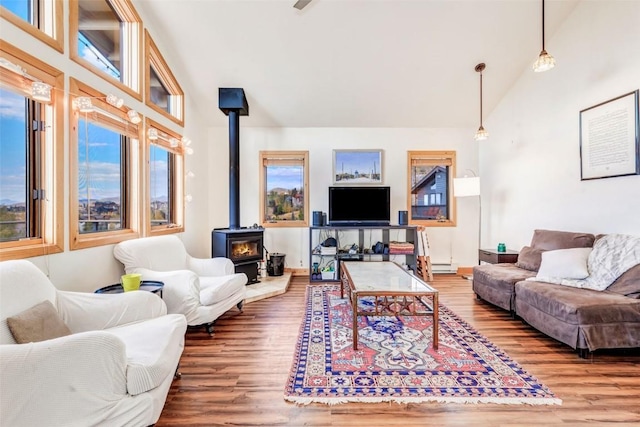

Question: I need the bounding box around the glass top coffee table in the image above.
[340,261,439,350]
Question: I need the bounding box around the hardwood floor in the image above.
[157,275,640,426]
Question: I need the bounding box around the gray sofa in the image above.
[473,229,640,357]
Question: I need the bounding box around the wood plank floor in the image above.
[157,275,640,427]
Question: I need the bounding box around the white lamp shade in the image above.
[453,176,480,197]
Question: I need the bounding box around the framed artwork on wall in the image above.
[333,149,383,185]
[579,90,640,180]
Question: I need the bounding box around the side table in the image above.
[478,248,519,265]
[95,280,164,298]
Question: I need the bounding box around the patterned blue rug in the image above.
[284,285,562,405]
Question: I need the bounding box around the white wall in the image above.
[209,127,480,270]
[0,2,212,291]
[481,0,640,251]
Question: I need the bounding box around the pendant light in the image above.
[533,0,556,72]
[474,63,488,141]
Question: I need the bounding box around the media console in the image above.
[309,225,418,283]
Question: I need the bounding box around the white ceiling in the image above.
[135,0,580,128]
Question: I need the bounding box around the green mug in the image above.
[497,243,506,253]
[121,273,142,292]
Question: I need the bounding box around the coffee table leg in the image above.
[433,293,439,349]
[352,293,359,350]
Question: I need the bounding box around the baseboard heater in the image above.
[431,263,459,274]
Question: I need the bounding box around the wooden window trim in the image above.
[406,150,457,228]
[259,151,309,228]
[144,30,184,126]
[0,0,64,52]
[69,78,141,250]
[0,42,63,261]
[144,119,184,236]
[69,0,143,100]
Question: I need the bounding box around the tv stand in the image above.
[309,225,418,282]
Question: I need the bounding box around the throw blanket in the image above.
[527,233,640,291]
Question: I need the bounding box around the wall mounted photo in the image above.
[580,90,640,180]
[333,149,383,185]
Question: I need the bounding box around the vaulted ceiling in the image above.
[134,0,580,128]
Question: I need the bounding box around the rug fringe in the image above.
[284,395,562,406]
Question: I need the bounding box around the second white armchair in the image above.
[114,235,247,334]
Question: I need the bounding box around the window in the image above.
[77,119,126,234]
[0,0,63,52]
[0,43,63,260]
[145,120,184,236]
[70,0,142,98]
[407,151,456,227]
[145,30,184,125]
[69,78,140,249]
[259,151,309,227]
[149,144,171,227]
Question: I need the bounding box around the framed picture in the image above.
[333,149,383,185]
[580,90,640,180]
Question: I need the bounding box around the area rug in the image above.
[284,284,561,405]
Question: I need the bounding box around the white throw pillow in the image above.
[536,247,592,280]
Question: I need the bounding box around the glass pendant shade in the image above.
[474,125,489,141]
[533,49,556,72]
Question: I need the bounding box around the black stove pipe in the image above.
[228,110,240,229]
[218,88,249,230]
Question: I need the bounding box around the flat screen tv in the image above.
[328,186,390,226]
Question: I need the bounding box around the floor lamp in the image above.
[453,174,481,280]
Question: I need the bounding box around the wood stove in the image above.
[212,88,264,284]
[212,228,263,284]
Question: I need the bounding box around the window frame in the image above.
[0,0,64,52]
[69,0,142,100]
[68,78,141,250]
[144,30,184,126]
[259,151,309,228]
[406,150,457,227]
[144,119,184,236]
[0,41,63,261]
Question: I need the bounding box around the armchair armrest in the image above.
[57,290,167,333]
[0,331,154,426]
[130,268,202,324]
[187,256,235,276]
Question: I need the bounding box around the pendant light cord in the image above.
[479,72,483,126]
[541,0,546,51]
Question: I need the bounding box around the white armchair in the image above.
[114,235,247,334]
[0,259,187,427]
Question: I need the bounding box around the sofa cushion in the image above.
[199,274,246,306]
[107,314,186,396]
[536,248,592,280]
[474,264,537,289]
[530,229,595,251]
[473,264,537,312]
[515,280,640,325]
[6,300,71,344]
[607,264,640,298]
[515,246,544,271]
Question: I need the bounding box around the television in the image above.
[328,186,390,226]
